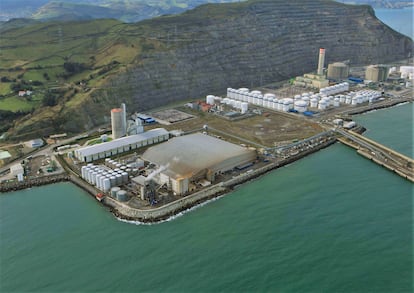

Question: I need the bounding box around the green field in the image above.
[0,96,42,112]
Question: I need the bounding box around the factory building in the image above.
[327,62,349,80]
[140,133,256,196]
[294,48,329,89]
[365,65,389,82]
[74,128,170,162]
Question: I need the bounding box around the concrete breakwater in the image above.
[105,138,337,223]
[0,174,70,193]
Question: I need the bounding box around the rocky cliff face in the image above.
[5,0,413,139]
[103,0,411,115]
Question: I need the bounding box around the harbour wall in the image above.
[0,174,70,193]
[105,138,337,223]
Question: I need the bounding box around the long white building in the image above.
[74,128,170,162]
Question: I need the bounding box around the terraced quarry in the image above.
[0,0,412,140]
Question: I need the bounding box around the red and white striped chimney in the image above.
[317,48,325,76]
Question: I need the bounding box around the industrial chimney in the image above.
[317,48,325,76]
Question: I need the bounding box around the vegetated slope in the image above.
[0,0,412,140]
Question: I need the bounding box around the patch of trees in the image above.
[0,109,31,133]
[42,92,58,107]
[11,82,33,92]
[63,62,90,74]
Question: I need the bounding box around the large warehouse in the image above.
[74,128,169,162]
[141,133,256,195]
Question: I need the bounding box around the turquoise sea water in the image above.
[1,103,412,292]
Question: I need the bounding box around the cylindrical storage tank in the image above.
[310,98,318,108]
[318,101,327,110]
[294,95,301,100]
[294,100,307,113]
[333,98,340,107]
[277,100,283,111]
[115,163,122,169]
[104,158,111,165]
[103,179,111,192]
[116,190,128,202]
[125,168,132,174]
[206,95,215,105]
[339,95,346,103]
[100,176,106,190]
[122,172,129,184]
[247,93,253,104]
[120,166,127,171]
[241,102,249,114]
[351,97,358,106]
[116,174,122,185]
[110,176,117,186]
[81,166,87,179]
[111,187,120,198]
[302,96,310,106]
[91,172,98,185]
[111,108,125,139]
[250,90,261,96]
[282,100,290,112]
[345,95,352,104]
[95,174,102,188]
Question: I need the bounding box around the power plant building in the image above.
[74,128,169,162]
[294,48,329,89]
[327,62,349,80]
[141,133,256,195]
[365,65,389,82]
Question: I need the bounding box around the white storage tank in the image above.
[241,102,249,114]
[116,174,123,185]
[318,100,328,110]
[310,98,318,108]
[333,98,340,107]
[122,172,129,184]
[117,190,129,202]
[294,100,307,113]
[103,179,111,192]
[345,95,352,104]
[110,176,117,186]
[206,95,215,105]
[351,97,358,106]
[111,187,121,198]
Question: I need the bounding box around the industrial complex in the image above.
[1,47,413,222]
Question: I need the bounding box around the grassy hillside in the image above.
[0,0,412,141]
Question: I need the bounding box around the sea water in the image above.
[1,104,412,292]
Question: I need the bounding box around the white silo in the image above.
[302,96,310,106]
[95,174,102,188]
[116,174,122,185]
[276,99,283,111]
[318,100,327,110]
[122,172,129,184]
[333,98,340,107]
[241,102,249,114]
[111,108,125,139]
[251,90,261,95]
[294,100,307,113]
[339,95,346,103]
[351,97,358,106]
[81,166,87,179]
[206,95,215,105]
[103,179,111,192]
[310,98,318,108]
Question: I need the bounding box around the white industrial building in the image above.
[141,133,256,195]
[10,163,24,181]
[74,128,170,162]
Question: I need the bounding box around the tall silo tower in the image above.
[111,108,125,139]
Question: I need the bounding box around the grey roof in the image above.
[76,128,169,157]
[142,133,254,177]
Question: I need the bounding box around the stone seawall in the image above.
[105,138,337,223]
[0,174,70,193]
[103,184,229,222]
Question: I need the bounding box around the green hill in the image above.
[0,0,412,141]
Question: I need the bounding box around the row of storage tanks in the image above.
[81,163,129,193]
[206,94,249,114]
[81,158,144,192]
[224,83,380,113]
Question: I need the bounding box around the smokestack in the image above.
[121,103,127,136]
[317,48,325,76]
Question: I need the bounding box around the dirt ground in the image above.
[151,106,323,148]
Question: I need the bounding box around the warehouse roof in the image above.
[142,133,255,177]
[76,128,169,157]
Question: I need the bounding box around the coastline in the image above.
[1,99,412,223]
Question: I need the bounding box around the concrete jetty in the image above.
[336,129,414,183]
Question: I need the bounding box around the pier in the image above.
[336,129,414,182]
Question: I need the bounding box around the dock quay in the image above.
[0,174,70,193]
[336,129,414,182]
